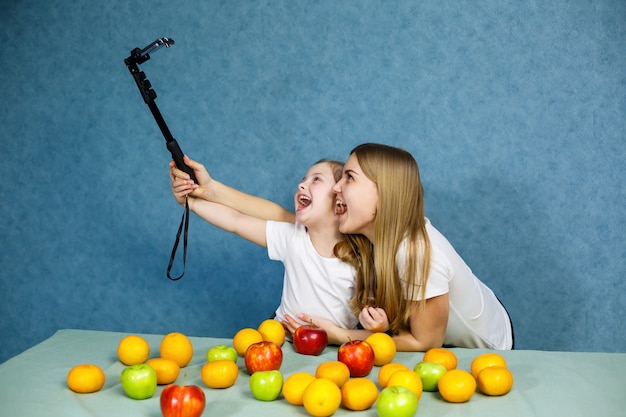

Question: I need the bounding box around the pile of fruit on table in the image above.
[67,319,513,417]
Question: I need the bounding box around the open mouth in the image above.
[297,194,312,209]
[335,199,347,216]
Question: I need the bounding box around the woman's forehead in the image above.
[343,153,361,170]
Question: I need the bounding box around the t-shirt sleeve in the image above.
[423,248,452,299]
[399,241,452,301]
[266,221,298,261]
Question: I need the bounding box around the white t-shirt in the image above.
[266,221,359,330]
[398,219,514,349]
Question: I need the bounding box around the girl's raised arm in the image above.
[170,156,295,223]
[188,197,268,248]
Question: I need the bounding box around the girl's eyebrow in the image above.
[304,171,331,180]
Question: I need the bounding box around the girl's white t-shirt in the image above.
[398,219,514,349]
[266,221,359,330]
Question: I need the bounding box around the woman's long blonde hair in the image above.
[335,143,431,334]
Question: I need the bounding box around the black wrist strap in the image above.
[166,197,190,281]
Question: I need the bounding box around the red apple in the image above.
[160,384,205,417]
[293,324,328,356]
[244,341,283,374]
[337,340,375,377]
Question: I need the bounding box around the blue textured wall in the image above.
[1,0,624,362]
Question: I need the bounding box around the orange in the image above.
[67,364,106,393]
[365,333,397,366]
[341,377,379,411]
[422,347,457,371]
[377,362,410,388]
[233,328,264,356]
[117,335,150,365]
[386,369,423,400]
[315,361,350,388]
[282,372,317,405]
[438,369,476,403]
[201,360,239,389]
[470,352,507,379]
[477,366,514,396]
[302,378,342,417]
[159,332,194,368]
[146,357,180,385]
[258,319,286,346]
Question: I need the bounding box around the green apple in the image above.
[414,361,447,392]
[376,386,418,417]
[120,364,157,400]
[206,345,238,363]
[249,370,283,401]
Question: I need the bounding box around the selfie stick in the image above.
[124,37,197,183]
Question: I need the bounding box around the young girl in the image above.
[169,156,359,333]
[298,143,514,351]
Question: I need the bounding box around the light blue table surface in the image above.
[1,329,624,416]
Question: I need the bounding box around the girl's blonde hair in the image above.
[335,143,431,334]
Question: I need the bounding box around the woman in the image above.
[299,143,514,351]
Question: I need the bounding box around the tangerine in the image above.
[258,319,286,346]
[67,364,106,393]
[386,370,423,400]
[146,357,180,385]
[438,369,476,403]
[233,328,264,356]
[282,372,317,405]
[201,360,239,389]
[315,361,350,388]
[377,362,410,388]
[341,377,379,411]
[470,352,507,379]
[477,366,514,396]
[160,332,194,368]
[117,335,150,366]
[423,347,457,371]
[365,332,397,366]
[302,378,342,417]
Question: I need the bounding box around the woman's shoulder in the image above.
[424,218,457,252]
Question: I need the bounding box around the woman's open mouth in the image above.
[335,199,347,216]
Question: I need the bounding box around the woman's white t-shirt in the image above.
[266,221,359,330]
[398,219,513,349]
